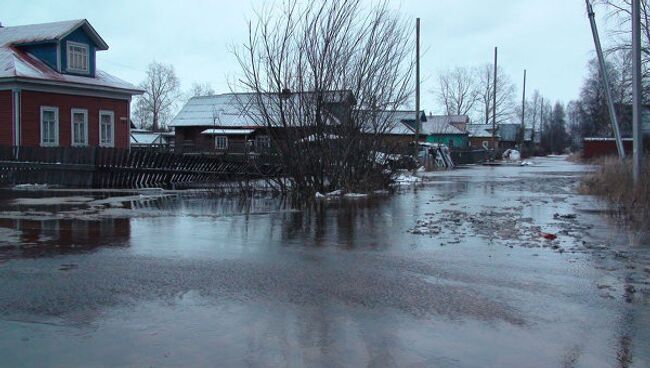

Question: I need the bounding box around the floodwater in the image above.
[0,156,649,367]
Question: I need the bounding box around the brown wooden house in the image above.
[169,91,356,154]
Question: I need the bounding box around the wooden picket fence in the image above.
[0,146,281,189]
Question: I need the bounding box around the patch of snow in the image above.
[344,193,369,198]
[13,184,49,190]
[395,174,422,185]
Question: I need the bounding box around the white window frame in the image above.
[66,41,89,74]
[99,110,115,148]
[40,106,59,147]
[215,136,228,150]
[70,108,88,147]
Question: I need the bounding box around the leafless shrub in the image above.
[232,0,415,198]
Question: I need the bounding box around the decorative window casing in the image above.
[40,106,59,146]
[66,41,89,73]
[99,111,115,147]
[71,109,88,146]
[215,136,228,150]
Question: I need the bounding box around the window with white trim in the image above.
[215,136,228,150]
[99,111,114,147]
[40,107,59,146]
[71,109,88,146]
[66,42,89,73]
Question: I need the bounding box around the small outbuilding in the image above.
[420,115,468,149]
[467,124,499,149]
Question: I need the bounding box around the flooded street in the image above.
[1,156,649,367]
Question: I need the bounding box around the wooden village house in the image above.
[0,20,142,149]
[169,90,356,154]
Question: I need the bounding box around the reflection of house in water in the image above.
[0,218,130,258]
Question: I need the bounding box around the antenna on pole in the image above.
[585,0,626,160]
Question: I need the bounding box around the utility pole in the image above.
[521,69,527,154]
[632,0,643,184]
[585,0,625,160]
[539,97,544,147]
[492,47,498,152]
[414,18,421,160]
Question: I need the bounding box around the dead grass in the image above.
[579,155,650,227]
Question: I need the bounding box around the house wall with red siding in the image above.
[583,138,649,159]
[0,91,12,146]
[20,91,130,148]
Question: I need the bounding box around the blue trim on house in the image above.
[20,42,58,70]
[60,28,97,77]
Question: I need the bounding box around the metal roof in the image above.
[420,120,466,135]
[0,47,141,93]
[170,91,353,128]
[497,124,520,142]
[357,110,422,135]
[426,114,469,127]
[0,19,108,50]
[466,124,497,138]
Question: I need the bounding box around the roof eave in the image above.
[12,40,59,47]
[59,19,109,51]
[3,76,143,95]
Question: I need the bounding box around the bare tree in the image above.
[598,0,650,100]
[233,0,414,196]
[134,62,181,131]
[436,66,479,116]
[475,64,516,125]
[189,82,215,97]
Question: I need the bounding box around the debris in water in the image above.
[554,213,577,220]
[541,232,558,241]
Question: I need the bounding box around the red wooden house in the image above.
[0,19,142,149]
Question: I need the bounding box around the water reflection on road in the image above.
[0,156,648,367]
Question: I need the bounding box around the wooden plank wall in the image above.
[0,146,279,189]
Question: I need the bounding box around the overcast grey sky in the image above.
[3,0,615,113]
